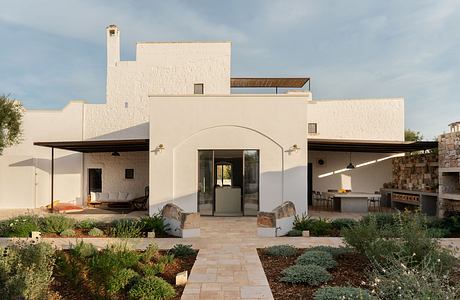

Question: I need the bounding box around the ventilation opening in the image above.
[109,29,116,36]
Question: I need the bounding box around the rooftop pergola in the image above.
[230,77,310,93]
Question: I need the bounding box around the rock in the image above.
[272,201,296,219]
[147,231,155,238]
[176,271,188,286]
[302,230,310,237]
[257,212,276,228]
[181,213,200,229]
[31,231,41,239]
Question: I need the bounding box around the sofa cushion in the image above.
[90,192,101,203]
[118,192,129,200]
[126,193,137,201]
[99,193,109,201]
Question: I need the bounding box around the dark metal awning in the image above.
[308,139,438,153]
[231,77,310,89]
[34,139,149,153]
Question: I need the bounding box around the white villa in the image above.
[0,25,435,219]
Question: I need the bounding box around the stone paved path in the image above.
[1,216,459,299]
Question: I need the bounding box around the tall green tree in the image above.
[0,95,23,154]
[405,129,423,141]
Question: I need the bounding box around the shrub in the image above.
[296,250,337,269]
[331,218,358,231]
[264,245,297,257]
[88,227,104,237]
[361,213,396,230]
[293,214,333,236]
[293,213,316,231]
[72,241,97,258]
[306,245,353,257]
[41,214,75,234]
[88,243,140,295]
[106,268,138,295]
[370,254,460,299]
[280,264,331,285]
[4,215,41,237]
[343,211,457,271]
[287,229,302,236]
[76,219,96,230]
[0,241,55,299]
[109,219,142,238]
[60,228,76,237]
[314,286,375,300]
[140,214,169,236]
[169,244,196,257]
[128,276,175,300]
[427,227,450,238]
[158,254,175,265]
[139,263,163,277]
[342,214,396,259]
[141,243,159,263]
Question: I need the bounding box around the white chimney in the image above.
[106,25,120,67]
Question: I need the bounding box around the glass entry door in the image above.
[198,151,214,215]
[198,150,259,216]
[243,150,259,215]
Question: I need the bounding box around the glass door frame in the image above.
[197,149,260,216]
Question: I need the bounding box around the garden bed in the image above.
[50,249,197,300]
[258,248,370,300]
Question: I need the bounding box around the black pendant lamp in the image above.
[346,152,355,169]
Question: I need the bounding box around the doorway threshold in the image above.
[213,212,244,217]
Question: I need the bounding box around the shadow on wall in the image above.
[87,122,149,140]
[150,165,307,215]
[9,153,82,174]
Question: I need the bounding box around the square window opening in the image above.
[308,123,317,134]
[194,83,204,94]
[125,169,134,179]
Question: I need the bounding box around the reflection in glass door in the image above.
[198,151,214,215]
[243,150,259,215]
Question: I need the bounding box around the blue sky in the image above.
[0,0,459,139]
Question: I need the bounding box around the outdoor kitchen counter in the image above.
[380,188,438,216]
[327,192,379,213]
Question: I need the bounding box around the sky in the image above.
[0,0,459,139]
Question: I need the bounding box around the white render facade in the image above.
[0,25,404,216]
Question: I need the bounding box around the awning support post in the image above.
[50,147,54,212]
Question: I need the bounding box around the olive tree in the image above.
[0,95,23,154]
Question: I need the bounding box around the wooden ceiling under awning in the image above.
[308,139,438,153]
[34,139,149,153]
[230,77,309,88]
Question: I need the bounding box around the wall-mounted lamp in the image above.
[111,151,120,157]
[151,144,166,154]
[291,144,300,153]
[286,144,301,154]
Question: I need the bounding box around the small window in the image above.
[194,83,204,94]
[308,123,317,134]
[125,169,134,179]
[124,102,128,108]
[109,29,116,36]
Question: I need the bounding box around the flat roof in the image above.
[34,139,149,153]
[308,139,438,153]
[231,77,309,88]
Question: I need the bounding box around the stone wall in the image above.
[438,131,460,216]
[438,131,460,168]
[392,153,438,192]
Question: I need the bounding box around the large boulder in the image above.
[161,203,200,238]
[257,201,296,237]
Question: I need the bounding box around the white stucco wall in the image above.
[0,102,84,208]
[309,150,394,194]
[83,151,149,199]
[149,95,308,215]
[85,27,231,140]
[307,98,404,141]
